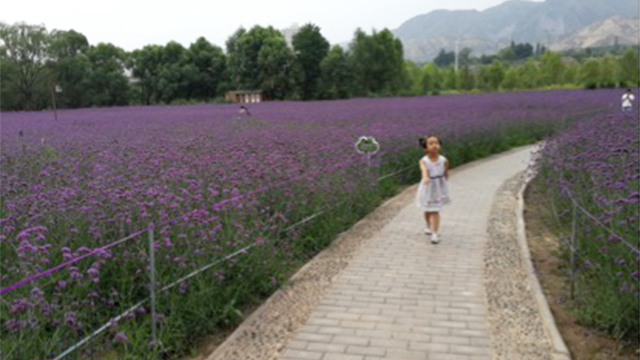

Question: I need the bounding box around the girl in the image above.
[417,135,451,244]
[621,88,635,112]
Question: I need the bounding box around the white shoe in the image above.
[424,228,432,235]
[431,233,440,244]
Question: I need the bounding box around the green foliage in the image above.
[257,32,296,100]
[128,45,164,104]
[1,20,634,110]
[434,49,455,67]
[225,26,296,100]
[0,22,51,110]
[48,30,91,108]
[187,37,226,101]
[498,41,534,62]
[520,59,540,89]
[318,45,352,99]
[349,28,405,96]
[539,51,565,86]
[443,67,458,90]
[292,24,330,100]
[421,63,442,94]
[618,48,639,87]
[84,43,130,106]
[598,55,619,88]
[501,67,519,90]
[402,61,423,95]
[580,58,601,89]
[457,66,475,91]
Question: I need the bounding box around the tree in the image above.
[153,41,208,103]
[48,29,91,108]
[349,28,404,95]
[476,65,492,91]
[458,47,472,68]
[598,55,618,88]
[85,43,129,106]
[457,66,475,91]
[257,33,296,99]
[519,59,540,89]
[498,42,533,62]
[579,58,601,89]
[400,61,422,94]
[227,26,274,90]
[187,37,226,101]
[225,27,247,88]
[479,54,498,65]
[442,67,457,90]
[539,51,565,86]
[292,23,329,100]
[433,49,455,67]
[0,48,20,110]
[563,61,579,85]
[499,46,517,62]
[226,26,296,99]
[0,22,51,110]
[501,67,519,90]
[488,60,507,90]
[128,45,164,104]
[619,48,639,86]
[421,63,442,94]
[513,43,533,60]
[318,45,352,99]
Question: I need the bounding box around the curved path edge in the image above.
[517,163,571,360]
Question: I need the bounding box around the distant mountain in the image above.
[392,0,639,62]
[549,16,640,51]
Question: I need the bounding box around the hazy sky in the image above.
[3,0,544,51]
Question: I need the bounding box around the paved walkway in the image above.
[278,147,533,360]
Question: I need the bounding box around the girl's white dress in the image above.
[416,155,451,212]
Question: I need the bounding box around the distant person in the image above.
[239,105,251,117]
[417,135,451,244]
[621,88,635,111]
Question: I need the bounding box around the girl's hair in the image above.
[419,135,443,149]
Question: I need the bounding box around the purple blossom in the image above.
[113,332,128,343]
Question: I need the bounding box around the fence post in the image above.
[148,224,158,350]
[367,153,374,186]
[570,202,577,300]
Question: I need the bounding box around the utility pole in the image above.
[49,79,59,121]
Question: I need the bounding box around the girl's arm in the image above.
[444,158,450,180]
[420,159,430,184]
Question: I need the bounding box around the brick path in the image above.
[278,147,533,360]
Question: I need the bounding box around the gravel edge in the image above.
[517,169,571,360]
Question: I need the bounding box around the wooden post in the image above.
[49,80,58,121]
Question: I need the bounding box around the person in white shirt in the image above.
[621,88,635,111]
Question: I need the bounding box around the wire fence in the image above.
[529,108,640,343]
[548,189,639,341]
[1,143,417,360]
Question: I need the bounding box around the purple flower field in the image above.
[536,107,639,341]
[0,90,622,358]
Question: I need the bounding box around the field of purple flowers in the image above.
[0,90,619,358]
[535,107,639,343]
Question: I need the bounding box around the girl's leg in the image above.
[423,212,430,227]
[430,212,440,233]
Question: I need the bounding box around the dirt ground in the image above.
[523,181,639,360]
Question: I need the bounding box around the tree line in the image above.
[0,22,403,110]
[1,22,638,111]
[411,41,639,94]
